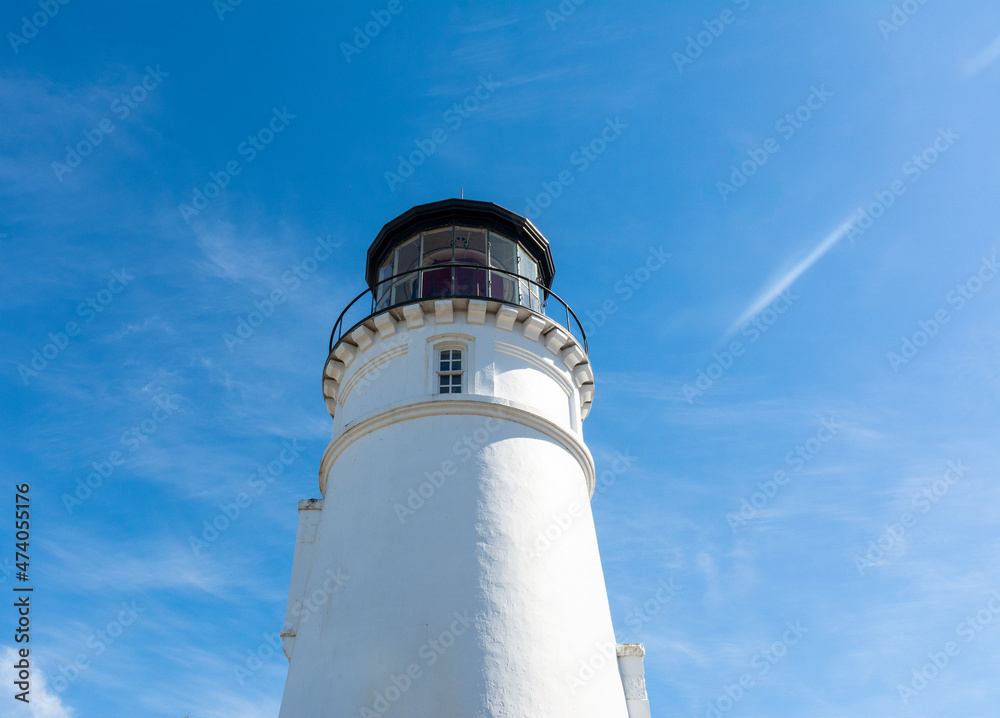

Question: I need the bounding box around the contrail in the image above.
[965,33,1000,77]
[726,216,854,337]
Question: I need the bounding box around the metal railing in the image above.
[329,263,588,353]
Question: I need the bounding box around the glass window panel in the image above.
[490,273,519,303]
[439,373,462,394]
[395,235,421,274]
[517,245,542,312]
[517,245,539,282]
[519,279,542,312]
[489,233,517,272]
[422,227,453,266]
[454,267,488,297]
[378,257,393,281]
[516,246,540,311]
[392,273,419,305]
[421,267,452,298]
[375,258,393,310]
[453,228,487,266]
[386,235,421,305]
[488,234,518,303]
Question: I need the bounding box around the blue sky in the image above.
[1,1,999,716]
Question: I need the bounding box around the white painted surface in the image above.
[279,300,626,717]
[617,643,651,718]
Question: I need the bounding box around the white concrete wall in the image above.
[279,300,625,717]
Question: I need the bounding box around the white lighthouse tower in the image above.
[277,199,650,717]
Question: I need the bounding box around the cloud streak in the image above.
[726,217,854,337]
[965,33,1000,77]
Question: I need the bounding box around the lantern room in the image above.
[365,198,557,313]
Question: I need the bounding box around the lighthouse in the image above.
[277,199,650,717]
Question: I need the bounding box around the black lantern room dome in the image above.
[365,199,556,313]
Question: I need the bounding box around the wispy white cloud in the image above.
[40,532,283,601]
[726,217,855,336]
[0,646,74,717]
[964,33,1000,77]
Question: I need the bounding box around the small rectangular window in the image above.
[438,349,463,393]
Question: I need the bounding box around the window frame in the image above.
[437,348,464,394]
[428,337,473,397]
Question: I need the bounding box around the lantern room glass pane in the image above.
[392,235,421,304]
[395,235,421,274]
[420,228,454,299]
[422,266,452,298]
[453,227,488,297]
[375,257,393,310]
[422,228,453,266]
[391,273,419,304]
[488,233,519,304]
[454,266,488,297]
[453,228,487,265]
[517,245,541,311]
